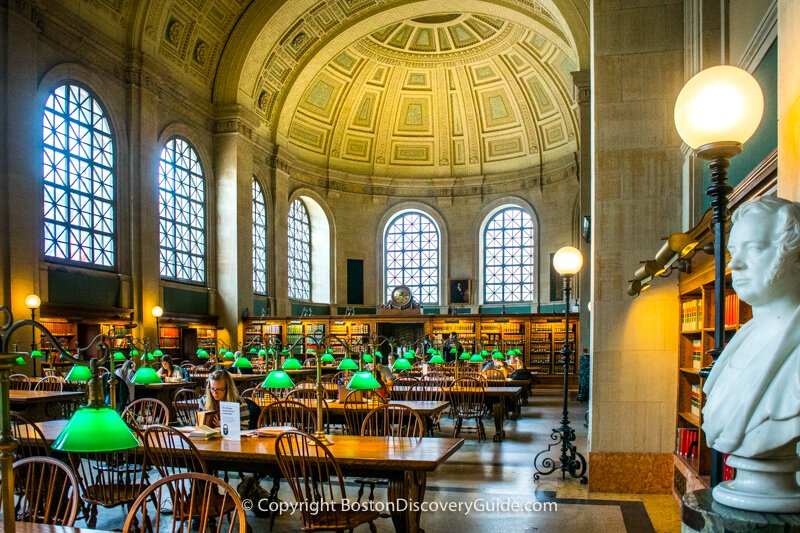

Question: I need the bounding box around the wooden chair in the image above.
[10,411,50,460]
[241,386,277,407]
[449,377,487,441]
[275,430,379,532]
[361,404,424,438]
[33,376,63,392]
[9,374,31,390]
[257,399,317,433]
[43,368,63,378]
[66,429,148,528]
[302,357,316,367]
[480,368,506,386]
[285,388,331,431]
[173,388,200,426]
[142,426,238,525]
[356,404,425,502]
[123,472,247,533]
[121,397,170,430]
[342,390,385,436]
[390,377,418,400]
[410,377,447,401]
[13,456,80,526]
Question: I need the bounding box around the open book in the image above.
[176,425,221,439]
[253,426,295,437]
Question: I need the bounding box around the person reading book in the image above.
[197,370,249,430]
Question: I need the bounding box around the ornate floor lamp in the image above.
[534,246,587,483]
[674,65,763,486]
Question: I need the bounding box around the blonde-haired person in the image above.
[197,370,249,430]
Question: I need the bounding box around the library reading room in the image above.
[1,1,799,532]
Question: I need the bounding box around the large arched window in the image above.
[158,138,206,283]
[483,207,534,303]
[42,83,115,267]
[252,178,268,295]
[288,199,311,300]
[384,211,440,304]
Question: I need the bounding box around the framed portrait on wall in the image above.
[449,279,470,304]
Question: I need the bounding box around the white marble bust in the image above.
[703,196,800,459]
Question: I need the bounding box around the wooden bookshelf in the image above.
[674,273,750,502]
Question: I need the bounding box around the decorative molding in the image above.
[123,64,162,97]
[737,0,777,73]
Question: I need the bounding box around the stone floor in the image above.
[87,390,681,532]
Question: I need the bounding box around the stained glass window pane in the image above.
[384,211,439,304]
[483,207,534,303]
[43,84,115,267]
[288,199,311,300]
[158,138,206,283]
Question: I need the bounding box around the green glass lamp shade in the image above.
[219,348,227,356]
[426,348,435,355]
[258,349,268,357]
[153,349,163,357]
[449,347,458,354]
[306,348,316,355]
[132,367,161,384]
[513,348,523,356]
[113,352,126,361]
[130,349,139,358]
[52,407,139,452]
[262,370,295,389]
[469,354,485,363]
[374,351,384,359]
[282,357,302,370]
[403,351,415,360]
[144,352,155,362]
[31,350,43,359]
[429,355,445,365]
[320,353,335,363]
[362,354,374,363]
[459,352,472,361]
[65,365,93,382]
[281,349,291,357]
[347,371,381,390]
[223,352,235,360]
[392,358,413,371]
[248,347,257,354]
[15,356,25,366]
[480,350,489,357]
[338,357,359,371]
[493,352,505,360]
[196,348,202,355]
[326,348,334,354]
[197,350,209,359]
[233,357,252,369]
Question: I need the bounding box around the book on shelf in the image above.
[692,339,702,369]
[724,293,740,327]
[681,299,703,331]
[690,384,701,416]
[676,428,698,458]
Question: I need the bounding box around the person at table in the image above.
[443,332,463,362]
[231,351,254,375]
[197,370,249,430]
[506,353,523,371]
[156,355,184,382]
[482,358,509,378]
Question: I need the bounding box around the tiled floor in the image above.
[88,390,681,532]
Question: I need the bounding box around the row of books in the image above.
[724,293,741,327]
[681,299,703,331]
[691,339,702,369]
[677,428,698,457]
[690,384,701,416]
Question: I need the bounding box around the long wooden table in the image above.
[33,419,463,533]
[10,390,85,421]
[391,386,523,441]
[14,523,115,533]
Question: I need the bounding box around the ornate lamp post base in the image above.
[533,406,588,483]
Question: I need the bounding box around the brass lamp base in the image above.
[311,431,333,446]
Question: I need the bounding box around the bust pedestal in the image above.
[682,489,800,532]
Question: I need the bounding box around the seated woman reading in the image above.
[197,370,249,430]
[156,355,184,382]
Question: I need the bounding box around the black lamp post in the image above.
[674,65,764,487]
[151,305,163,349]
[534,246,587,483]
[24,294,41,377]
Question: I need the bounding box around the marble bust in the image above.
[702,195,800,512]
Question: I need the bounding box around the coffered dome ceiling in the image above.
[275,12,580,179]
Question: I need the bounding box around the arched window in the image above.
[42,83,115,267]
[483,207,534,303]
[288,199,311,300]
[158,138,206,283]
[252,178,268,295]
[384,211,440,305]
